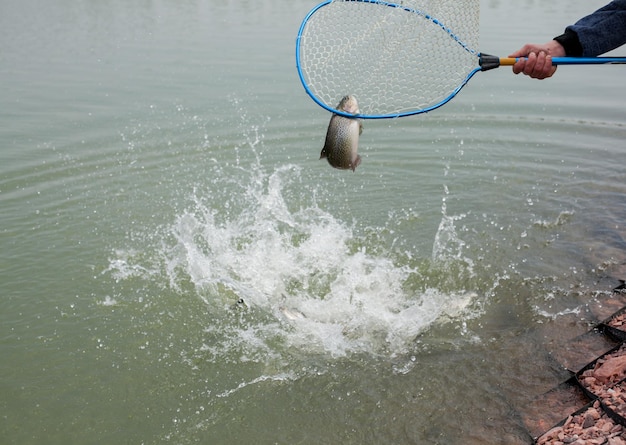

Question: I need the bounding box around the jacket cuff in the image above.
[553,28,583,57]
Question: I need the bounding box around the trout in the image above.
[320,95,363,172]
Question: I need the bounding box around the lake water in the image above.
[2,1,625,443]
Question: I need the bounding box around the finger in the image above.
[536,53,559,79]
[508,46,529,58]
[512,59,525,74]
[538,56,558,79]
[508,44,540,58]
[547,57,558,78]
[534,51,548,78]
[523,52,537,76]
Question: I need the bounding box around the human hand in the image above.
[509,41,566,79]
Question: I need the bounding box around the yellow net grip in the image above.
[499,58,518,66]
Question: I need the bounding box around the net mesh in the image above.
[297,0,480,117]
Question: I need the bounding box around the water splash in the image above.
[214,372,297,398]
[154,159,478,358]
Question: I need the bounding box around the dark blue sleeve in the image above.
[567,0,626,56]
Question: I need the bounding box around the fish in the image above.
[320,95,363,172]
[279,306,306,321]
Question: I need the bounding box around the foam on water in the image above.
[156,170,476,359]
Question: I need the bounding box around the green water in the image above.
[2,1,625,444]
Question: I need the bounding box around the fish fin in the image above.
[359,121,363,135]
[320,147,328,160]
[350,155,362,172]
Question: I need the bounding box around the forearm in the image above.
[559,0,626,57]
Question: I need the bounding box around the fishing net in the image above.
[296,0,480,118]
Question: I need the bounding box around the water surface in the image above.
[1,1,625,443]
